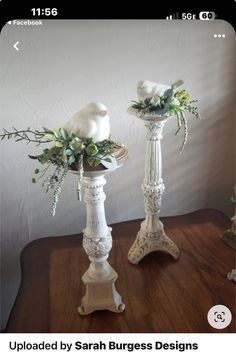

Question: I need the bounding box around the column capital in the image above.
[144,119,167,140]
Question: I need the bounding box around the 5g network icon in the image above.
[199,11,216,20]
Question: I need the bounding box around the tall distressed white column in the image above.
[128,117,180,264]
[78,171,125,315]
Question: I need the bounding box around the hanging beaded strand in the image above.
[51,167,68,216]
[77,154,84,201]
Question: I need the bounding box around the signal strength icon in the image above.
[166,12,179,20]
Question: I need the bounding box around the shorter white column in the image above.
[78,173,125,315]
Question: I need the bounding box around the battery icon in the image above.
[199,11,216,20]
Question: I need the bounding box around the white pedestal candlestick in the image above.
[78,170,125,315]
[128,117,180,264]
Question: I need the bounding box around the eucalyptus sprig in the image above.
[0,127,52,145]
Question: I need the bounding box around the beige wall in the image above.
[0,20,235,329]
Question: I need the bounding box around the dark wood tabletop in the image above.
[5,209,236,333]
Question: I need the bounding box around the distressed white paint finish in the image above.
[128,117,180,264]
[78,173,125,314]
[0,20,235,329]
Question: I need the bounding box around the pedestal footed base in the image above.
[78,264,125,315]
[128,221,180,265]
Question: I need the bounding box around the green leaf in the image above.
[34,169,40,174]
[32,178,36,183]
[52,128,61,138]
[144,97,152,106]
[62,152,68,164]
[59,127,68,140]
[69,138,84,153]
[103,157,112,163]
[38,155,49,164]
[28,155,39,160]
[65,148,73,155]
[43,127,54,134]
[54,141,63,147]
[87,157,95,166]
[93,158,101,166]
[86,157,101,167]
[44,133,55,141]
[68,154,75,165]
[86,144,98,156]
[51,146,62,154]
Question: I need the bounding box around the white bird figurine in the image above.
[64,102,110,141]
[137,80,171,101]
[137,79,184,101]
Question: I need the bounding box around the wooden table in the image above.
[6,209,236,333]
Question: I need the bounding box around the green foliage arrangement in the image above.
[0,127,122,215]
[130,88,201,152]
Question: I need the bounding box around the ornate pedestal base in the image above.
[78,263,125,315]
[128,117,180,264]
[128,221,180,264]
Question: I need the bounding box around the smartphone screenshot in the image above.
[0,2,235,357]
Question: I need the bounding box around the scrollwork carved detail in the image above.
[128,228,180,264]
[145,121,166,141]
[142,182,165,214]
[83,230,112,259]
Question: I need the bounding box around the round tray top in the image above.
[127,106,171,122]
[70,146,128,174]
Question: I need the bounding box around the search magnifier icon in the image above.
[208,305,232,329]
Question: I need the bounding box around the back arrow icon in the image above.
[13,41,19,51]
